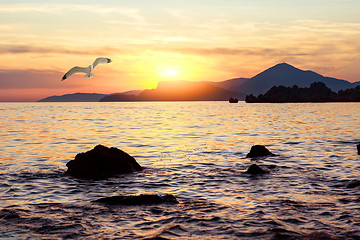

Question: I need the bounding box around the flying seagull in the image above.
[61,57,112,81]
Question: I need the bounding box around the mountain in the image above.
[232,63,359,95]
[211,77,249,92]
[100,80,243,101]
[38,93,106,102]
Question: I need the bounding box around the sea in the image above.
[0,101,359,239]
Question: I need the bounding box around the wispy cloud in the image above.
[0,23,12,30]
[0,3,146,22]
[0,44,128,56]
[161,47,309,57]
[164,9,193,23]
[292,20,360,34]
[0,4,62,13]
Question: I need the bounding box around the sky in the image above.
[0,0,360,101]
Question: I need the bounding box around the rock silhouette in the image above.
[246,145,274,158]
[357,144,360,155]
[229,97,239,103]
[245,164,268,174]
[66,144,142,179]
[94,194,178,205]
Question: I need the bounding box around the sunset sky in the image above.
[1,0,360,101]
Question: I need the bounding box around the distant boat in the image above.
[229,97,238,103]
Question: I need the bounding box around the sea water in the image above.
[0,102,359,239]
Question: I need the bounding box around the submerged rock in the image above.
[246,145,274,158]
[245,164,268,174]
[65,144,142,179]
[346,180,360,188]
[0,209,20,220]
[94,194,178,205]
[272,230,336,240]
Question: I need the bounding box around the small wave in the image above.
[14,169,65,180]
[283,141,302,145]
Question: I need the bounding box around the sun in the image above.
[157,68,179,78]
[162,69,178,77]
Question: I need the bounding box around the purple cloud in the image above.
[0,69,82,89]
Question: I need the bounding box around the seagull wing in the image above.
[62,66,89,81]
[92,57,112,69]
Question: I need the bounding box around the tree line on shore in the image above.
[245,82,360,103]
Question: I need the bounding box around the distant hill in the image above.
[211,77,249,92]
[222,63,360,95]
[38,93,106,102]
[100,81,243,101]
[109,90,142,96]
[245,82,360,103]
[38,90,142,102]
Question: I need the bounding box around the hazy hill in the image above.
[211,77,249,92]
[109,90,143,96]
[234,63,359,95]
[100,80,243,101]
[140,81,243,101]
[38,93,106,102]
[38,90,142,102]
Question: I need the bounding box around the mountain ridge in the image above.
[38,93,106,102]
[100,81,244,101]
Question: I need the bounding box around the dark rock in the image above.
[65,144,142,179]
[229,97,239,103]
[346,180,360,188]
[0,209,20,220]
[93,194,178,205]
[302,231,336,240]
[246,145,274,158]
[357,143,360,155]
[245,164,268,174]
